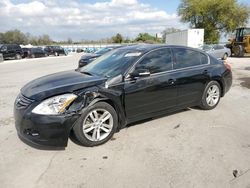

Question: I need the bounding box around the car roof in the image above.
[117,44,204,53]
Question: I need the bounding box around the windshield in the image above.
[243,28,250,35]
[201,45,212,51]
[80,49,143,78]
[95,48,112,55]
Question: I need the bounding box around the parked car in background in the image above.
[200,44,231,60]
[22,48,47,58]
[0,44,23,60]
[22,48,30,58]
[14,44,232,148]
[44,46,66,56]
[84,47,98,53]
[78,46,121,68]
[76,48,84,53]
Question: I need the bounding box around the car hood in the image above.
[21,70,106,100]
[80,53,101,60]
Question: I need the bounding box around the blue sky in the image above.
[77,0,180,13]
[82,0,250,13]
[2,0,250,41]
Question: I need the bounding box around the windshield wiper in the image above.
[80,71,93,76]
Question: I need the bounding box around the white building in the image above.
[165,29,204,48]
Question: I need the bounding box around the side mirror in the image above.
[79,61,88,68]
[130,69,150,78]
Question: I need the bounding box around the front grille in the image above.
[15,94,34,109]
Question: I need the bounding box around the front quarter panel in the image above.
[72,83,126,131]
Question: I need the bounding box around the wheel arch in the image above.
[70,94,126,134]
[88,97,126,132]
[211,77,225,97]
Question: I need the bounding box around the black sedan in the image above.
[78,46,121,68]
[22,48,47,58]
[44,46,66,56]
[14,44,232,148]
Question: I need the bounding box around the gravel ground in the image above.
[0,54,250,188]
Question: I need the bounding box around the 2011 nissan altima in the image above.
[14,44,232,148]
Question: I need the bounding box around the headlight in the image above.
[89,57,97,62]
[32,94,77,115]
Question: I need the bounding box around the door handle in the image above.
[168,79,175,85]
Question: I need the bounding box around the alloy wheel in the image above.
[15,54,21,60]
[206,85,220,107]
[223,53,228,60]
[82,109,113,142]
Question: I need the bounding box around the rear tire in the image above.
[73,102,118,147]
[15,53,22,60]
[200,81,221,110]
[222,53,228,60]
[233,45,244,57]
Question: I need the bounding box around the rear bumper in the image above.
[222,69,232,96]
[14,103,80,148]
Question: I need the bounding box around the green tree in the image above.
[123,37,132,43]
[112,33,123,43]
[135,33,161,43]
[0,33,4,43]
[37,34,53,45]
[1,29,28,44]
[67,38,73,44]
[178,0,250,43]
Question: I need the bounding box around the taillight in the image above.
[223,61,231,71]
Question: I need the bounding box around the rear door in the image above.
[7,45,15,58]
[172,48,210,107]
[124,48,178,122]
[37,48,44,57]
[213,45,224,59]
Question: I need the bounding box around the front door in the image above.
[124,48,178,122]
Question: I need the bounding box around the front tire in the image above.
[73,102,118,147]
[222,53,228,60]
[233,45,244,57]
[200,81,221,110]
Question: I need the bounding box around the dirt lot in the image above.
[0,54,250,188]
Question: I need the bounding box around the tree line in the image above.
[0,30,53,45]
[0,29,164,45]
[178,0,250,43]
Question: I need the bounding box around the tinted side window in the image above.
[214,45,224,50]
[37,48,43,53]
[32,48,37,53]
[135,48,173,74]
[173,48,206,69]
[7,45,12,50]
[17,45,21,50]
[200,53,208,64]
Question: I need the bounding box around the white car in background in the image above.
[200,44,231,60]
